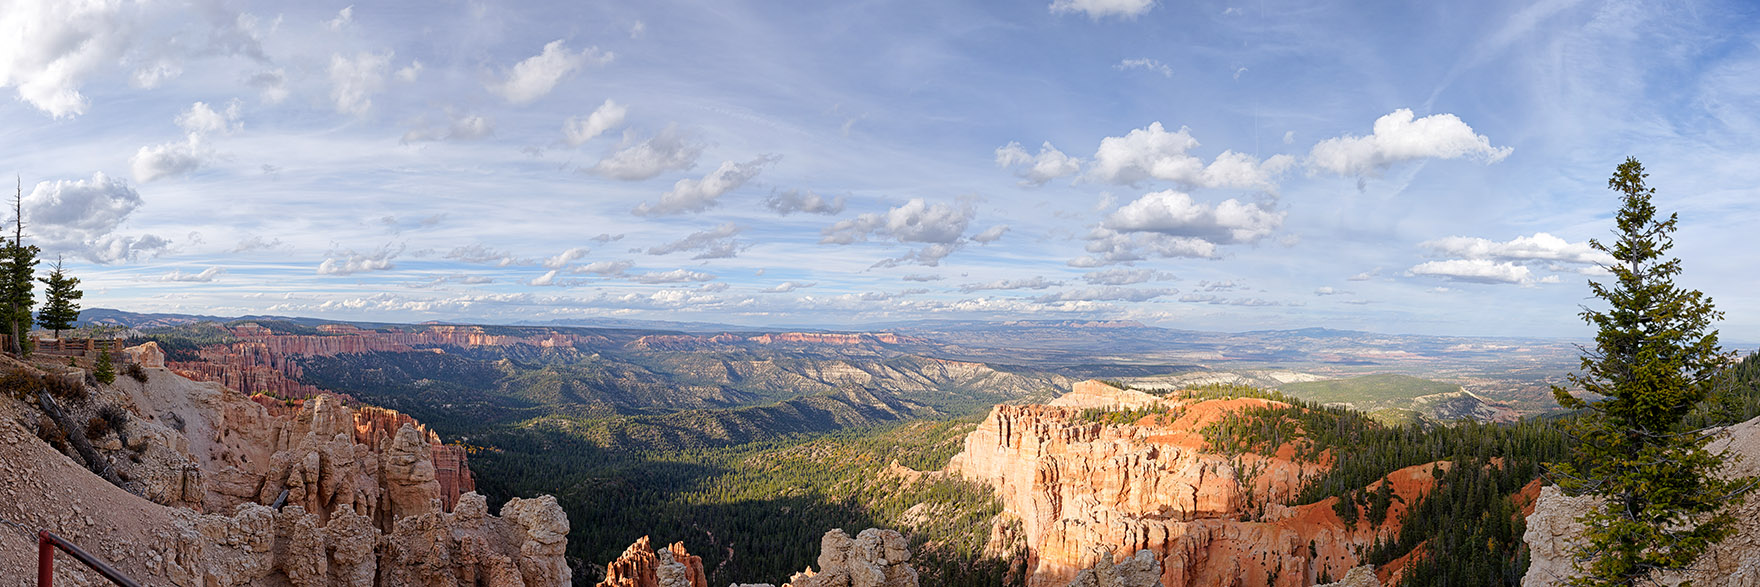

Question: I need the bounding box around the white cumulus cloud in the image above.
[1408,259,1534,284]
[1104,190,1283,244]
[0,0,132,117]
[161,267,224,282]
[1088,122,1294,191]
[1070,229,1218,266]
[564,99,628,146]
[634,155,778,216]
[491,40,612,104]
[571,260,634,276]
[131,142,206,183]
[329,51,393,116]
[1420,232,1613,266]
[995,141,1082,186]
[318,246,401,275]
[821,199,975,245]
[542,247,590,269]
[589,124,703,180]
[765,189,847,216]
[24,173,169,263]
[1308,108,1512,177]
[132,101,243,182]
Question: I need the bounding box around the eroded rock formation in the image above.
[597,536,709,587]
[0,347,570,586]
[1522,415,1760,587]
[785,528,918,587]
[948,381,1431,587]
[726,528,918,587]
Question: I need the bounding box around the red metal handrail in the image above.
[37,530,140,587]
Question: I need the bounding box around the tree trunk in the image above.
[36,388,126,488]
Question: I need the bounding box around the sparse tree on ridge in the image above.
[0,178,39,354]
[1548,157,1754,586]
[37,256,82,339]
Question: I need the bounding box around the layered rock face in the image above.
[1522,415,1760,587]
[949,381,1428,587]
[168,322,606,400]
[0,347,570,586]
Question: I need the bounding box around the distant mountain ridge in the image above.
[100,307,1598,416]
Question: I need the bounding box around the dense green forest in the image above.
[469,418,1019,586]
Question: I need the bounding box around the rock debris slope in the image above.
[0,345,571,585]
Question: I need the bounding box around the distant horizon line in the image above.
[63,306,1668,344]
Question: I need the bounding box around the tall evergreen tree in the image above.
[37,256,81,339]
[1548,157,1753,586]
[0,178,38,354]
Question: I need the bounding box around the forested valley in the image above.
[130,320,1760,586]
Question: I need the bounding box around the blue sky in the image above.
[2,0,1757,338]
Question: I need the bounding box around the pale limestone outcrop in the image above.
[1316,566,1381,587]
[123,341,167,368]
[504,494,575,586]
[1062,548,1162,587]
[654,548,696,587]
[1521,415,1760,587]
[786,528,918,587]
[1519,485,1600,587]
[948,383,1431,587]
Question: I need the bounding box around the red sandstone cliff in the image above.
[949,381,1437,587]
